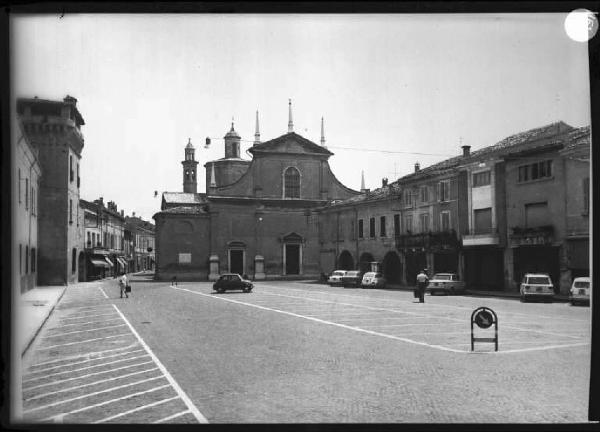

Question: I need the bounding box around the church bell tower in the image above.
[182,138,199,193]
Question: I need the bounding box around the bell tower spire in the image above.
[288,99,294,133]
[182,138,199,193]
[360,170,366,192]
[254,110,261,145]
[320,117,326,147]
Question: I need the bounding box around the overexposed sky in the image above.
[11,13,591,220]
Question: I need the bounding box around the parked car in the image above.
[328,270,348,286]
[341,270,364,288]
[426,273,466,295]
[569,277,590,306]
[519,273,554,302]
[213,273,253,293]
[361,272,386,289]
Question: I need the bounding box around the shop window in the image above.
[473,171,491,187]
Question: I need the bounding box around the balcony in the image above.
[509,225,554,247]
[395,230,459,251]
[462,228,500,247]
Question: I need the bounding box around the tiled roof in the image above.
[325,121,578,208]
[559,126,590,160]
[248,132,333,156]
[162,192,206,205]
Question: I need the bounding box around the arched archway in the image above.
[338,250,354,270]
[359,252,374,273]
[382,251,402,284]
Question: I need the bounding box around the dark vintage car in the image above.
[341,270,365,288]
[213,273,253,293]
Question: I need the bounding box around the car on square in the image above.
[519,273,554,302]
[328,270,348,286]
[569,276,590,306]
[361,272,386,289]
[213,273,253,293]
[341,270,365,288]
[426,273,466,295]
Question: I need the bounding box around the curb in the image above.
[22,286,67,357]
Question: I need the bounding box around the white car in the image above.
[426,273,466,295]
[361,272,386,289]
[328,270,347,286]
[569,277,590,306]
[520,273,554,302]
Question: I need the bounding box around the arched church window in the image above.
[192,170,195,180]
[284,167,300,198]
[186,169,190,180]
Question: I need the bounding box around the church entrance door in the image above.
[230,250,244,275]
[285,244,300,275]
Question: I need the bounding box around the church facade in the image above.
[153,103,360,281]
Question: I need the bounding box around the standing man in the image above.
[416,269,429,303]
[119,272,129,298]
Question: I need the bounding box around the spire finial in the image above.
[254,110,261,145]
[231,116,235,131]
[361,170,365,191]
[320,117,326,147]
[288,99,293,133]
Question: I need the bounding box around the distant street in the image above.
[22,274,591,423]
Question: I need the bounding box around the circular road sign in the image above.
[474,309,494,329]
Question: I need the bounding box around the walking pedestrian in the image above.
[416,269,429,303]
[119,272,129,298]
[171,275,177,287]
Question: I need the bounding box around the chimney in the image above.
[120,210,124,217]
[94,197,104,207]
[132,211,136,217]
[382,178,388,187]
[414,162,420,172]
[462,145,471,157]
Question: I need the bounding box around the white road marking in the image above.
[93,395,181,423]
[477,342,590,355]
[172,286,465,353]
[51,317,123,329]
[41,384,172,421]
[98,287,109,299]
[57,305,114,312]
[27,344,140,368]
[25,367,160,401]
[361,322,464,328]
[43,324,127,338]
[60,312,119,321]
[112,304,209,423]
[154,410,191,423]
[37,333,131,350]
[23,360,155,391]
[22,375,165,414]
[23,353,150,383]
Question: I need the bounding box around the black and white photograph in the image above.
[6,4,596,424]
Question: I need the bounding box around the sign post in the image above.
[471,307,498,351]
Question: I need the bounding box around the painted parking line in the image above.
[27,344,141,369]
[41,384,172,422]
[172,286,466,353]
[93,395,180,423]
[23,353,150,383]
[22,375,165,414]
[60,312,119,321]
[154,410,191,423]
[98,287,109,299]
[50,317,123,329]
[37,333,132,350]
[111,304,208,423]
[43,324,127,338]
[23,360,155,391]
[25,366,160,402]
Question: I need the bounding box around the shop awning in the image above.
[90,259,110,268]
[116,257,127,267]
[104,257,114,267]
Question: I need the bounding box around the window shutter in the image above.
[437,182,441,202]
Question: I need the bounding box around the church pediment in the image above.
[248,132,332,157]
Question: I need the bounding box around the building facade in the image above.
[154,104,360,281]
[125,214,155,272]
[17,96,86,286]
[13,114,42,293]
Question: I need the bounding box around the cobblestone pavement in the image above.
[21,276,593,423]
[21,280,206,424]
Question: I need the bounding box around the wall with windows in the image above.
[14,117,41,293]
